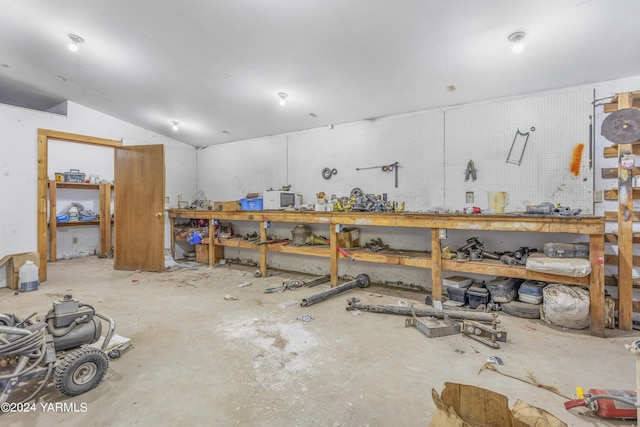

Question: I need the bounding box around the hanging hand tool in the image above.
[464,160,477,181]
[356,161,398,171]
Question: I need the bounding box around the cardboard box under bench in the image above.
[195,244,209,264]
[0,252,40,290]
[212,200,241,211]
[336,227,360,248]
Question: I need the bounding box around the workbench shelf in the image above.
[168,209,605,336]
[47,180,114,261]
[441,259,590,286]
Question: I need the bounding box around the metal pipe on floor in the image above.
[346,299,495,322]
[301,274,370,306]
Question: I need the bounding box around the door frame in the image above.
[37,129,122,282]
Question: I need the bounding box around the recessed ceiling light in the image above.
[308,112,317,118]
[446,84,457,92]
[1,64,9,68]
[68,34,84,52]
[171,121,180,131]
[221,130,230,134]
[508,31,526,54]
[56,75,67,82]
[278,92,288,106]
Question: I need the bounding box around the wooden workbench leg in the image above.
[99,183,111,257]
[170,216,176,261]
[431,229,442,303]
[49,181,57,262]
[259,221,267,277]
[589,233,605,337]
[617,92,635,331]
[330,224,338,287]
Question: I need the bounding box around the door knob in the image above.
[156,212,164,217]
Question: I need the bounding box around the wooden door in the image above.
[114,144,165,271]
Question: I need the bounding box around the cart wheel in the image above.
[54,347,109,396]
[356,274,371,288]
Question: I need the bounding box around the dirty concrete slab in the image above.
[0,257,636,426]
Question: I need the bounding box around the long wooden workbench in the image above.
[168,209,606,336]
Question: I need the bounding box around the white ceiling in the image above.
[1,0,639,148]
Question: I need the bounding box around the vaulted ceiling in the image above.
[1,1,638,147]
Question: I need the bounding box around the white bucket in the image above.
[19,260,39,292]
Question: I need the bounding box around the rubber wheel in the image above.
[356,274,371,288]
[501,301,541,319]
[54,347,109,396]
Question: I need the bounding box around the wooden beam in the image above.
[259,221,268,279]
[589,233,606,337]
[48,181,57,262]
[605,254,640,267]
[604,188,640,201]
[431,229,442,302]
[99,184,111,257]
[604,211,640,222]
[330,224,338,286]
[617,92,635,331]
[38,129,122,147]
[601,166,640,178]
[604,145,640,158]
[604,232,640,243]
[604,92,640,112]
[37,133,48,282]
[605,275,640,288]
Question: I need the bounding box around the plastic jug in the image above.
[19,260,39,292]
[488,191,508,214]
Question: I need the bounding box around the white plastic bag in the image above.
[541,284,590,329]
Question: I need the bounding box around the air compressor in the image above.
[0,295,116,403]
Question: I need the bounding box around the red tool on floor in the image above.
[564,339,640,420]
[564,388,637,419]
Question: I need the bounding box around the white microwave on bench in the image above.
[263,190,302,210]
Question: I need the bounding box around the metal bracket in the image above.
[506,128,534,166]
[404,305,460,338]
[462,315,507,348]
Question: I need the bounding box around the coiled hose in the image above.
[0,325,54,403]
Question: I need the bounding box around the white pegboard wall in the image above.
[444,87,593,213]
[287,110,444,211]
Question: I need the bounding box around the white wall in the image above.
[196,77,640,289]
[0,101,196,283]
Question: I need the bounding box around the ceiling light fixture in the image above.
[68,34,84,52]
[278,92,288,106]
[507,31,526,54]
[171,121,180,131]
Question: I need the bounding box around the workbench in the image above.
[168,209,606,336]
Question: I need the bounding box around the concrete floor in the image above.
[1,256,638,426]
